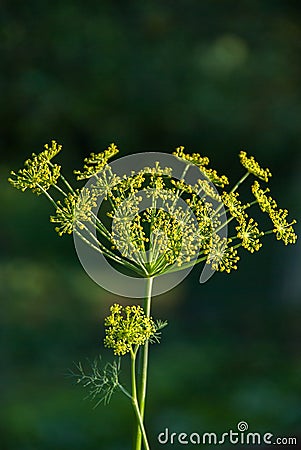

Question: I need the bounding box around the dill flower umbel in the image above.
[9,141,298,277]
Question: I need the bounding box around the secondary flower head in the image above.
[104,304,156,355]
[239,151,272,182]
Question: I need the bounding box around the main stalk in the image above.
[135,276,154,450]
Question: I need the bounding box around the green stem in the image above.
[37,184,58,209]
[132,403,150,450]
[118,384,133,401]
[131,349,150,450]
[215,215,235,233]
[53,184,68,197]
[49,162,75,194]
[230,171,250,194]
[263,229,274,236]
[135,276,153,450]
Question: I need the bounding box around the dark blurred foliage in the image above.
[1,1,301,449]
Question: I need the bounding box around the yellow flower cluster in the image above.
[50,188,97,235]
[171,178,194,194]
[186,196,220,247]
[252,181,297,245]
[173,146,210,167]
[144,177,169,200]
[144,203,202,268]
[93,166,121,200]
[222,189,265,253]
[116,171,145,196]
[110,195,149,264]
[239,151,272,182]
[251,181,277,212]
[174,146,229,187]
[199,166,229,188]
[142,164,173,200]
[206,236,240,273]
[104,304,156,355]
[236,218,264,253]
[195,179,222,202]
[143,161,172,177]
[271,209,297,245]
[9,141,297,278]
[37,140,62,162]
[222,191,249,221]
[9,140,61,194]
[74,143,119,180]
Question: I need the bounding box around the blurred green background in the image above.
[1,1,301,449]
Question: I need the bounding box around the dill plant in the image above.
[9,141,297,450]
